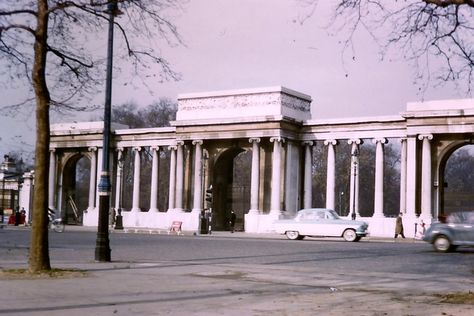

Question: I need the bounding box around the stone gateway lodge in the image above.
[18,86,474,237]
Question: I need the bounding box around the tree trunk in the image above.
[29,0,51,273]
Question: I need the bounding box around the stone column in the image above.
[399,138,407,213]
[175,141,185,212]
[373,138,388,218]
[114,148,124,213]
[270,137,284,215]
[419,134,433,220]
[86,147,97,212]
[302,141,313,209]
[131,147,141,212]
[167,145,177,212]
[19,171,34,223]
[48,149,57,212]
[324,140,337,211]
[248,138,261,214]
[347,139,361,218]
[405,137,417,218]
[149,146,160,212]
[192,140,203,214]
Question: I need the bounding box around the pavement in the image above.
[1,225,473,316]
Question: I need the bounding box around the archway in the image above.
[211,147,251,231]
[440,144,474,218]
[62,154,90,224]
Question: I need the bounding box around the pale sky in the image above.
[0,0,466,158]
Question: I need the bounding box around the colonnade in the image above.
[48,134,435,227]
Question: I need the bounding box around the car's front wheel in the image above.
[286,231,303,240]
[342,229,358,242]
[433,235,452,252]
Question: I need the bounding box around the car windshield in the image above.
[447,212,474,224]
[327,209,340,219]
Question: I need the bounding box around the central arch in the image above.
[211,147,251,231]
[438,143,474,219]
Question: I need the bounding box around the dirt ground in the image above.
[227,290,474,316]
[1,269,473,316]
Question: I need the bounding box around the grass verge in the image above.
[437,291,474,305]
[0,268,88,280]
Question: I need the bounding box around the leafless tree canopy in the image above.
[0,0,183,110]
[304,0,474,92]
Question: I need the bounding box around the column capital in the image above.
[49,148,56,153]
[88,146,97,152]
[192,139,203,146]
[115,147,124,152]
[133,146,142,152]
[301,141,313,147]
[372,137,388,145]
[324,139,338,146]
[418,134,434,141]
[151,145,160,151]
[270,137,285,143]
[168,145,177,151]
[347,139,362,145]
[249,137,261,144]
[176,140,185,146]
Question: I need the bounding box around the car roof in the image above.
[299,208,332,212]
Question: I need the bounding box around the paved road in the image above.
[1,227,473,315]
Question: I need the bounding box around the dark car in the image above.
[422,212,474,252]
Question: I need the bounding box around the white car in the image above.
[273,208,369,242]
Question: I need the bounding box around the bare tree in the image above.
[112,97,177,128]
[111,98,177,212]
[312,140,401,217]
[0,0,183,273]
[302,1,474,92]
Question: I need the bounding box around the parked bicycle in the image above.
[48,209,65,233]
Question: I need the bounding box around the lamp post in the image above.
[95,1,120,262]
[351,148,359,220]
[1,177,4,224]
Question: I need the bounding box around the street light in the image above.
[351,148,359,220]
[95,1,120,262]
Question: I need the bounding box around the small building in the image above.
[0,155,21,223]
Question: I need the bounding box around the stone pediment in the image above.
[176,86,312,123]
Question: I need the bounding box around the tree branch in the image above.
[47,45,94,77]
[0,9,37,17]
[424,0,474,8]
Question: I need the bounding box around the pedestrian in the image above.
[229,210,236,233]
[415,219,425,240]
[20,207,27,225]
[14,208,21,226]
[394,212,405,238]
